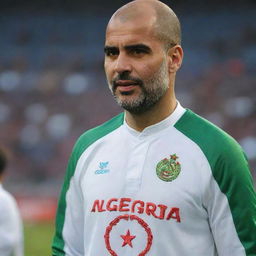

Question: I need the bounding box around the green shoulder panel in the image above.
[174,109,256,255]
[52,113,124,255]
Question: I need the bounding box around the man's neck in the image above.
[125,97,177,132]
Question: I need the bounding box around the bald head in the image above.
[107,0,181,49]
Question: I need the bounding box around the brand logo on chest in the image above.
[95,161,110,174]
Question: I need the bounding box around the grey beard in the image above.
[115,85,167,114]
[110,60,169,115]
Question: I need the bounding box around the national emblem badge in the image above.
[156,154,181,182]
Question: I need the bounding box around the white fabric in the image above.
[0,184,23,256]
[62,103,245,256]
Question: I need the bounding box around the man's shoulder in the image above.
[73,113,124,158]
[174,109,244,163]
[0,186,17,210]
[175,109,251,188]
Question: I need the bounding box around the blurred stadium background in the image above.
[0,0,255,255]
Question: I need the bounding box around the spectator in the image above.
[0,147,23,256]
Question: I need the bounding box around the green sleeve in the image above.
[51,113,124,255]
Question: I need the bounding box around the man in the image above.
[52,0,256,255]
[0,148,23,256]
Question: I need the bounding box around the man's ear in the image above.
[167,45,183,73]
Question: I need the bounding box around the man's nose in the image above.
[114,53,132,74]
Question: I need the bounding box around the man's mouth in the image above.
[115,80,139,86]
[114,80,140,93]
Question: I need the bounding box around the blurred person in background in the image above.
[52,0,256,255]
[0,147,23,256]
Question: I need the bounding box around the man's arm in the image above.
[0,207,15,256]
[52,148,84,256]
[174,109,256,255]
[0,193,23,256]
[52,114,124,255]
[205,142,256,256]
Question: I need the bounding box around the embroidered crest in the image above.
[156,154,181,182]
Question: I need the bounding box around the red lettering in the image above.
[157,204,168,219]
[91,200,106,212]
[91,198,180,223]
[106,198,118,211]
[166,207,181,222]
[145,202,158,218]
[119,198,131,212]
[131,200,144,214]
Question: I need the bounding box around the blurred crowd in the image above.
[0,6,255,195]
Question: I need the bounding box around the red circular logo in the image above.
[104,214,153,256]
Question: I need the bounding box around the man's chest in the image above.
[74,129,214,256]
[79,135,208,216]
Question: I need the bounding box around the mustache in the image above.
[112,72,143,90]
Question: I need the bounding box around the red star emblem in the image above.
[120,229,136,248]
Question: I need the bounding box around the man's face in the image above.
[104,16,170,114]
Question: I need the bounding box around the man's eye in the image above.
[129,47,150,56]
[132,49,146,55]
[105,49,119,57]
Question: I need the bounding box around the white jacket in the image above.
[52,103,256,256]
[0,184,23,256]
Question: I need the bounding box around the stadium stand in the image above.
[0,3,255,199]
